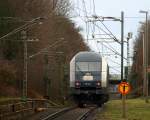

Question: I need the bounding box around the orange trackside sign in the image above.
[118,82,131,95]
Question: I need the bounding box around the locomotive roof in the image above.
[75,51,102,62]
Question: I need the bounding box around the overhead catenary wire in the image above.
[73,4,92,44]
[82,0,88,18]
[73,6,91,18]
[72,2,145,20]
[92,23,127,60]
[86,14,115,54]
[97,18,120,43]
[109,66,121,68]
[73,0,125,74]
[110,72,121,74]
[69,15,145,19]
[73,1,125,56]
[29,39,66,59]
[92,22,120,44]
[74,5,119,45]
[73,4,120,46]
[97,41,126,60]
[106,57,121,66]
[87,1,105,54]
[73,7,127,61]
[0,17,44,41]
[109,66,121,73]
[92,0,96,15]
[85,20,99,52]
[81,0,91,43]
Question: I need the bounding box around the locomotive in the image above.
[70,51,109,107]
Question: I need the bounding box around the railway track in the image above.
[41,106,98,120]
[77,107,97,120]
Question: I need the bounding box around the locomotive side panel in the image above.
[70,57,75,88]
[101,57,108,88]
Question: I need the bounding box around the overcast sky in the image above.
[70,0,149,74]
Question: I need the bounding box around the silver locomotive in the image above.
[70,51,109,107]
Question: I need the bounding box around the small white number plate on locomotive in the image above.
[83,75,93,81]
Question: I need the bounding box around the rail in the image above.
[41,106,77,120]
[77,107,98,120]
[41,106,98,120]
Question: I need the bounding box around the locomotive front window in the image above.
[76,62,100,71]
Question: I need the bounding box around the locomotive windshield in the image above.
[75,62,101,81]
[76,62,100,72]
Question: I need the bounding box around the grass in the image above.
[96,98,150,120]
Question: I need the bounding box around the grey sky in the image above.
[71,0,149,74]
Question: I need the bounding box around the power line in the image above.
[70,15,145,19]
[99,41,127,60]
[73,1,122,74]
[73,7,91,18]
[97,18,120,43]
[107,57,121,66]
[94,39,102,53]
[74,3,97,46]
[99,42,122,58]
[29,39,66,59]
[75,10,126,60]
[94,30,120,57]
[92,22,120,43]
[73,0,124,60]
[109,67,121,73]
[109,66,121,68]
[92,22,127,60]
[82,0,88,18]
[73,3,127,62]
[87,21,100,52]
[0,17,45,41]
[93,0,96,14]
[113,16,145,19]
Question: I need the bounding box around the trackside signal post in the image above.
[118,82,131,118]
[21,31,39,101]
[21,30,28,101]
[86,11,125,117]
[121,12,126,119]
[139,10,149,103]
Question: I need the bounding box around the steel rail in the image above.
[41,106,77,120]
[77,107,98,120]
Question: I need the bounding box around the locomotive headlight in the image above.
[96,81,101,88]
[75,81,80,88]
